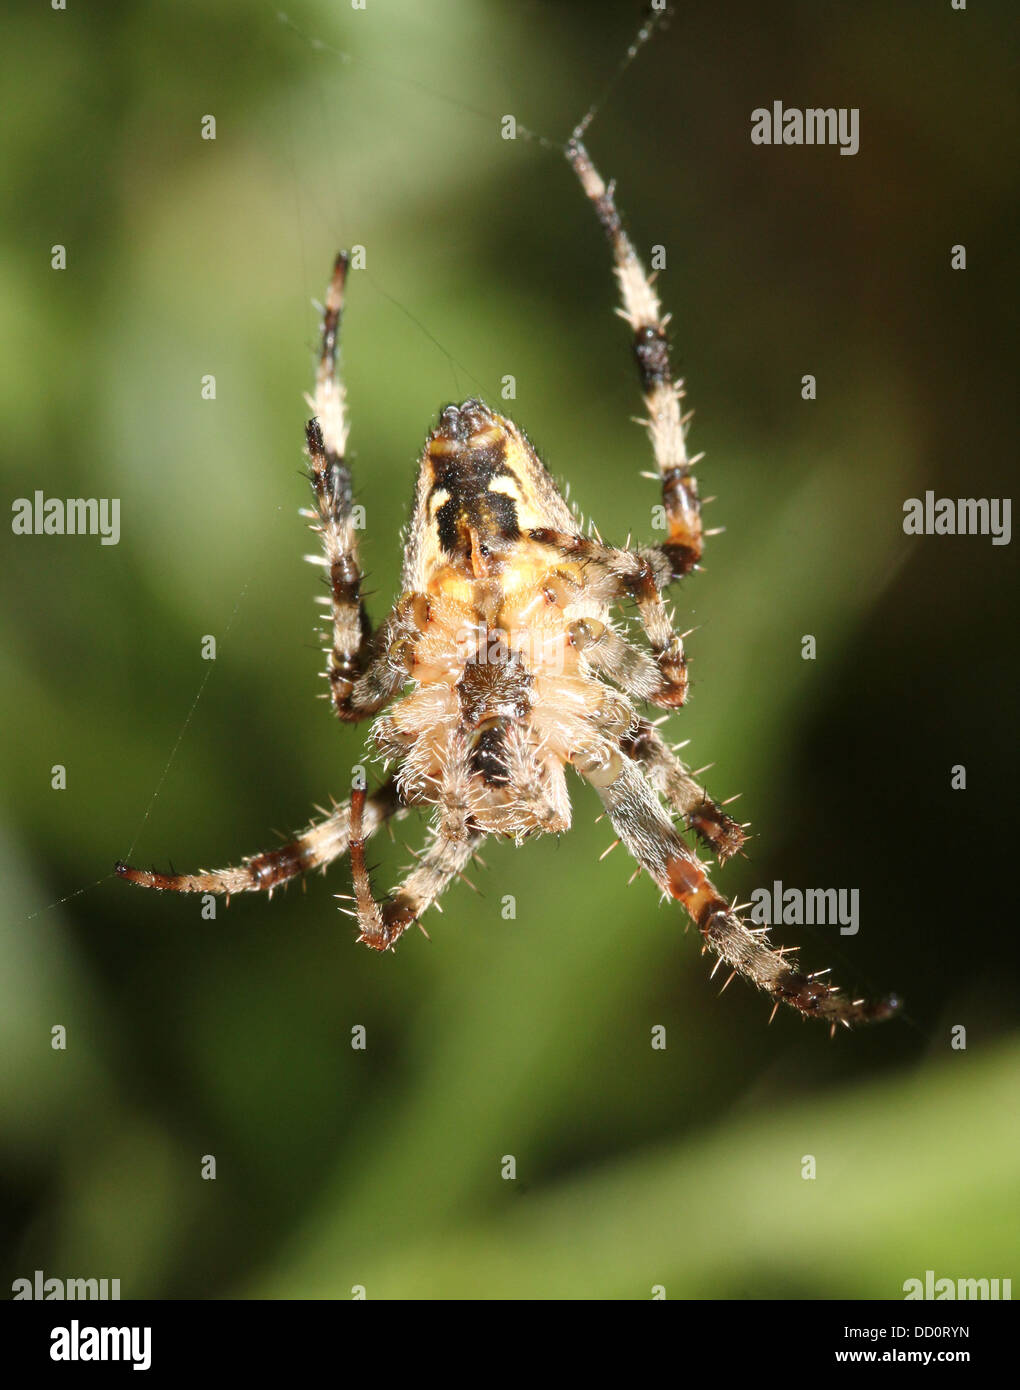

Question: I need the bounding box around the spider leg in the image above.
[577,754,898,1027]
[571,621,660,702]
[116,778,403,896]
[567,140,702,582]
[349,788,481,951]
[500,722,572,838]
[529,528,688,707]
[305,255,405,722]
[622,719,746,862]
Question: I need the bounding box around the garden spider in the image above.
[118,139,899,1031]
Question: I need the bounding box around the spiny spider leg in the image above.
[576,753,898,1027]
[622,718,747,863]
[305,253,371,719]
[567,139,703,582]
[304,256,403,721]
[570,620,661,702]
[567,142,897,1025]
[528,528,688,707]
[348,788,481,951]
[116,778,404,898]
[117,262,410,898]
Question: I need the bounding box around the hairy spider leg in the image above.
[348,788,481,951]
[578,754,898,1027]
[527,529,689,709]
[304,254,412,721]
[117,779,403,897]
[567,139,704,584]
[622,718,746,863]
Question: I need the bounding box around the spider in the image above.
[117,139,899,1031]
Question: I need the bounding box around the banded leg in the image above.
[530,527,688,707]
[567,140,703,581]
[116,779,403,898]
[304,254,391,722]
[622,719,746,862]
[579,755,899,1029]
[348,789,481,951]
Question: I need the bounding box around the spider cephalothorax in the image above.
[374,396,641,846]
[117,141,899,1032]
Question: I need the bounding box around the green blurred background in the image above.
[2,0,1017,1299]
